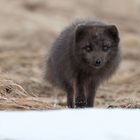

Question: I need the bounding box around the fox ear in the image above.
[106,25,120,42]
[75,24,87,42]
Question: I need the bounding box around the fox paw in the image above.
[75,98,87,108]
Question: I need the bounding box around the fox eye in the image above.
[83,44,93,52]
[103,42,111,51]
[103,45,110,51]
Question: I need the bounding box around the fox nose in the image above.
[95,58,102,66]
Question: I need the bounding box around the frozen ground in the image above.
[0,109,140,140]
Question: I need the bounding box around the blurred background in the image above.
[0,0,140,110]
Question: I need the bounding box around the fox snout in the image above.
[95,58,103,66]
[88,53,107,69]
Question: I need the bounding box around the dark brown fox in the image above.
[45,19,121,108]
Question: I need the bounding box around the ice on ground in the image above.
[0,109,140,140]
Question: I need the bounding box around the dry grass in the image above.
[0,0,140,110]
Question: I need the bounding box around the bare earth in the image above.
[0,0,140,110]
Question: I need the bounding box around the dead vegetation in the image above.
[0,0,140,110]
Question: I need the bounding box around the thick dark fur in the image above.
[45,19,121,108]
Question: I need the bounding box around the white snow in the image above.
[0,109,140,140]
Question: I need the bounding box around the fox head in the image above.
[74,24,120,70]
